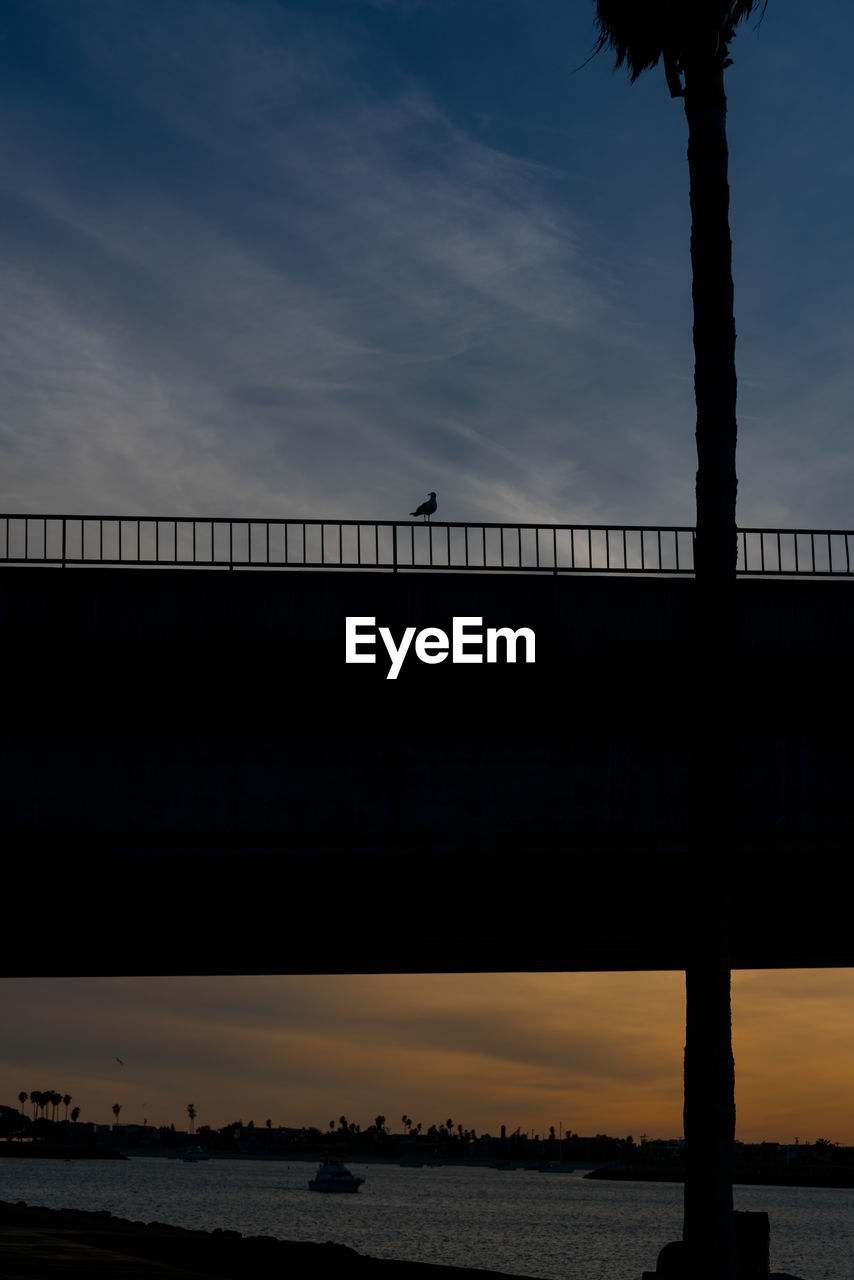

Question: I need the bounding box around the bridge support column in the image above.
[681,575,738,1280]
[683,900,736,1280]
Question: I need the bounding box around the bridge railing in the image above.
[0,515,852,576]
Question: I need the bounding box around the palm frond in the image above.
[593,1,766,81]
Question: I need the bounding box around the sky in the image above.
[3,0,854,527]
[4,2,854,1147]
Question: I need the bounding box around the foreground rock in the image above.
[0,1201,537,1280]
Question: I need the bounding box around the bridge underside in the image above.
[1,850,844,977]
[1,567,851,976]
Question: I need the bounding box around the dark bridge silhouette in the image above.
[2,513,852,977]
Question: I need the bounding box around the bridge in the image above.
[2,513,852,978]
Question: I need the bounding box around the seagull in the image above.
[410,492,437,522]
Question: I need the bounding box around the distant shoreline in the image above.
[585,1165,854,1190]
[0,1143,127,1160]
[4,1144,854,1190]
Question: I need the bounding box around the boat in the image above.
[181,1145,211,1162]
[308,1158,364,1192]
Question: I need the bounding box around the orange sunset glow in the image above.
[3,969,853,1145]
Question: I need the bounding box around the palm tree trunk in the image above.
[685,53,738,585]
[681,48,738,1280]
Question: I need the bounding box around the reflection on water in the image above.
[1,1158,851,1280]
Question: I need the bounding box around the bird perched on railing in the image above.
[411,492,437,522]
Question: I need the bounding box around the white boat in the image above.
[181,1145,211,1162]
[308,1158,364,1192]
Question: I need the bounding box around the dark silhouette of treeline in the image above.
[6,1099,854,1185]
[1,1090,81,1145]
[0,1102,636,1162]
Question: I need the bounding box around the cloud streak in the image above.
[0,0,703,524]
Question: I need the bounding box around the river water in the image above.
[1,1157,852,1280]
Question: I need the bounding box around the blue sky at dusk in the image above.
[2,0,853,527]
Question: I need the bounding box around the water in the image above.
[1,1157,853,1280]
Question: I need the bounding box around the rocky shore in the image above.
[0,1200,538,1280]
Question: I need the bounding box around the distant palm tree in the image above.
[16,1092,28,1142]
[112,1103,122,1128]
[63,1095,72,1122]
[187,1103,196,1135]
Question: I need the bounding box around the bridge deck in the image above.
[1,560,851,976]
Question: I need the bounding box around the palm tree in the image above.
[591,6,765,1279]
[112,1103,122,1128]
[70,1106,80,1124]
[187,1103,196,1135]
[63,1095,72,1123]
[17,1092,28,1142]
[593,2,764,582]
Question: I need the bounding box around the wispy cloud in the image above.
[0,0,701,523]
